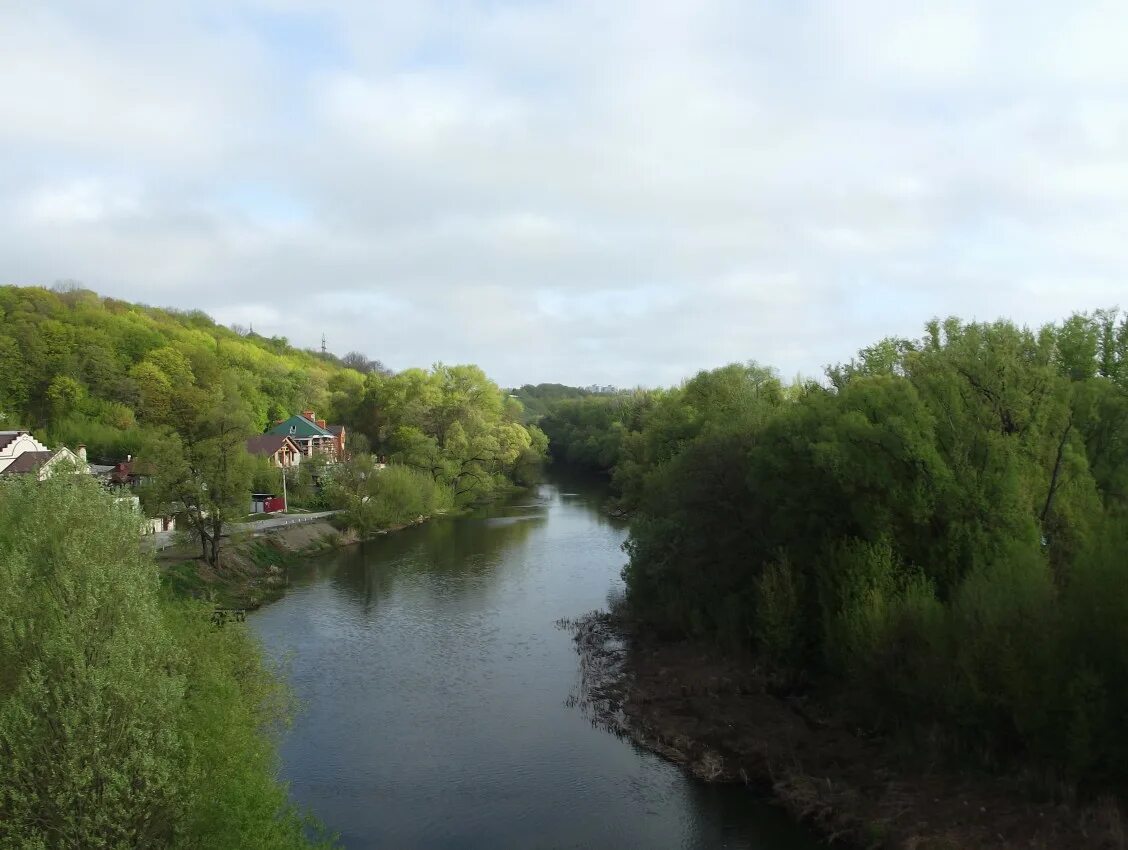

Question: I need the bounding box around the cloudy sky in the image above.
[3,2,1127,387]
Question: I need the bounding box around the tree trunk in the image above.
[1041,417,1073,526]
[208,513,225,569]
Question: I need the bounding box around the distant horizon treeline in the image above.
[540,309,1128,789]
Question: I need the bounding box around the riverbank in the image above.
[157,514,433,607]
[571,612,1126,850]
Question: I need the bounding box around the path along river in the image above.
[251,472,821,849]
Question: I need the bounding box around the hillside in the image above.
[0,285,369,459]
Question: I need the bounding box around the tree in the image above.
[0,473,330,848]
[329,456,452,534]
[142,381,256,567]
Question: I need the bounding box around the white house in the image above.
[0,431,88,480]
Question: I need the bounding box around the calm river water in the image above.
[251,473,820,849]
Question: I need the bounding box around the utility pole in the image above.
[281,464,288,512]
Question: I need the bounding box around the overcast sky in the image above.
[3,2,1127,387]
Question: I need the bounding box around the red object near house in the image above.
[263,496,285,513]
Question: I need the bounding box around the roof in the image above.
[246,434,299,456]
[0,450,53,475]
[267,414,334,440]
[88,463,117,476]
[110,459,156,485]
[327,424,344,436]
[0,431,28,453]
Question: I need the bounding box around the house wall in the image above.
[271,445,301,468]
[37,447,88,480]
[0,433,51,474]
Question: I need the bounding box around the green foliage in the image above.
[508,382,605,421]
[141,378,257,567]
[604,310,1128,783]
[0,474,329,849]
[753,553,803,670]
[0,285,541,533]
[358,364,547,504]
[330,458,454,534]
[0,285,360,458]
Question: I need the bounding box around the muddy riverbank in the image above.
[571,612,1126,850]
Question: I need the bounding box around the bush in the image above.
[753,552,803,669]
[0,474,330,848]
[333,460,454,534]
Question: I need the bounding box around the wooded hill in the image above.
[0,284,545,498]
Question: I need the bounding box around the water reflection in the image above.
[252,473,818,850]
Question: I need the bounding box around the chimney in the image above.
[76,444,87,462]
[302,409,316,422]
[317,418,327,429]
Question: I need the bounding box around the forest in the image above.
[0,285,547,561]
[543,310,1128,787]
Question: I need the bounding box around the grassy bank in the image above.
[156,519,356,608]
[156,508,454,608]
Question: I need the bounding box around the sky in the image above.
[3,1,1128,388]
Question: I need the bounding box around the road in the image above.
[144,510,341,552]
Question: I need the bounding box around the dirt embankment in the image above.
[569,612,1127,850]
[157,519,358,608]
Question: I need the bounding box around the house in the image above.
[114,493,176,534]
[246,434,302,468]
[266,410,346,461]
[0,430,89,480]
[109,456,155,488]
[327,424,347,460]
[103,455,178,533]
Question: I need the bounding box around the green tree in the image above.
[142,382,256,567]
[0,473,330,848]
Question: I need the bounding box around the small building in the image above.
[109,456,154,488]
[114,494,177,534]
[250,493,286,514]
[246,434,302,468]
[266,410,346,461]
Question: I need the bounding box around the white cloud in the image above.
[2,1,1128,388]
[26,179,142,225]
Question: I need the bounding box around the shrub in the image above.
[0,474,330,848]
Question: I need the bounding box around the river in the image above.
[251,472,821,849]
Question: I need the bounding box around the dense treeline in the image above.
[569,311,1128,784]
[0,474,331,848]
[537,393,641,472]
[0,285,546,552]
[508,383,612,421]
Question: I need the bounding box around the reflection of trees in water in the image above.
[682,783,822,850]
[329,509,548,613]
[543,469,630,533]
[324,470,623,615]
